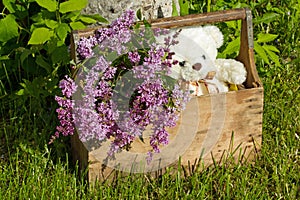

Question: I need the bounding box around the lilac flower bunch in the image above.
[53,10,190,162]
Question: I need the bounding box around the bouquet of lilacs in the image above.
[52,10,190,163]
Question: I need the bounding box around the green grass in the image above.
[0,0,299,199]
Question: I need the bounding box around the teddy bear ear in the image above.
[203,25,224,49]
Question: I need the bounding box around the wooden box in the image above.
[70,8,263,183]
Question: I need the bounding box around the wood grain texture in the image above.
[82,87,263,182]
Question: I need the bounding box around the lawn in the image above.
[0,0,299,199]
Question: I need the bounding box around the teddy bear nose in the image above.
[192,63,202,71]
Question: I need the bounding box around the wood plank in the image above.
[149,8,247,28]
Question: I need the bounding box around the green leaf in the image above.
[16,89,25,96]
[270,7,285,15]
[3,0,16,13]
[79,16,97,24]
[36,0,57,12]
[136,8,142,20]
[20,49,32,63]
[20,56,35,75]
[0,14,19,42]
[256,33,278,43]
[59,0,88,14]
[64,11,81,21]
[143,19,152,28]
[31,22,47,31]
[225,21,237,29]
[20,82,27,89]
[221,37,240,56]
[253,12,279,24]
[254,41,269,64]
[82,14,108,23]
[31,12,44,23]
[46,38,60,54]
[51,46,69,64]
[45,19,59,29]
[233,2,249,9]
[28,28,53,44]
[41,9,56,20]
[36,55,52,73]
[70,21,86,30]
[172,0,179,16]
[263,45,280,53]
[133,23,140,31]
[0,55,10,61]
[179,0,189,16]
[161,74,177,90]
[55,23,71,41]
[263,46,280,66]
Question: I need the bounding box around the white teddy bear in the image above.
[157,25,247,96]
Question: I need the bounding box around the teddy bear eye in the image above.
[179,61,186,67]
[202,55,206,60]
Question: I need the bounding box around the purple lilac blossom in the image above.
[73,100,106,142]
[128,79,178,162]
[117,111,145,137]
[54,98,75,136]
[76,36,98,60]
[150,128,169,153]
[132,46,167,80]
[171,84,191,110]
[103,67,117,79]
[51,77,77,143]
[128,51,141,64]
[58,10,190,163]
[108,129,135,157]
[129,80,169,125]
[59,75,77,98]
[77,10,135,60]
[73,56,114,142]
[153,28,170,37]
[110,10,135,29]
[94,80,112,100]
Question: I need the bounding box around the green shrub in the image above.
[0,0,107,115]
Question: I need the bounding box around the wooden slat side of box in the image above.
[181,87,263,167]
[71,133,89,180]
[83,87,263,182]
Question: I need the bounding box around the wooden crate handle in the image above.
[236,9,262,88]
[150,8,248,28]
